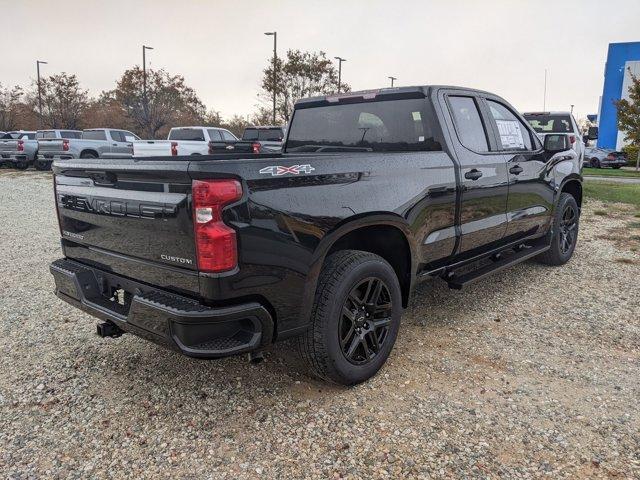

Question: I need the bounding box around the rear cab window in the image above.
[524,114,573,134]
[286,98,441,153]
[169,129,205,141]
[243,128,283,141]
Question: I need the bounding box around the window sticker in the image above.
[495,120,525,149]
[412,111,422,121]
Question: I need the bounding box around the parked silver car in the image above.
[0,131,38,170]
[241,126,286,153]
[33,129,83,170]
[37,128,140,163]
[584,147,627,169]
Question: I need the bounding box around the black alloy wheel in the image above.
[559,203,578,255]
[339,277,393,365]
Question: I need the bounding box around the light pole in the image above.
[264,32,277,124]
[570,104,574,115]
[334,56,346,93]
[543,68,548,111]
[36,60,48,128]
[143,45,153,136]
[388,76,397,87]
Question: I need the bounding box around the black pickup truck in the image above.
[50,86,582,385]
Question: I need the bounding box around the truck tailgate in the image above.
[133,140,171,157]
[53,158,199,296]
[0,139,19,155]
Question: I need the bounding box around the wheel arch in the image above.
[79,149,99,158]
[302,215,416,318]
[559,177,583,209]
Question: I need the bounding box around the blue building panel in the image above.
[599,42,640,149]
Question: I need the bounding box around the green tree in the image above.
[26,73,90,129]
[615,69,640,169]
[0,83,24,131]
[109,67,206,139]
[261,50,349,123]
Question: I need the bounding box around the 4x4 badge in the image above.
[259,164,315,176]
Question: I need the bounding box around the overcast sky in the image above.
[3,0,639,121]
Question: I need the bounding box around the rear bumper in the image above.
[1,154,30,164]
[50,258,274,358]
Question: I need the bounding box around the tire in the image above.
[298,250,402,385]
[590,158,600,168]
[13,162,28,170]
[537,193,579,266]
[80,152,98,159]
[612,166,621,169]
[34,160,52,171]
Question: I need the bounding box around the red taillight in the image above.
[208,141,214,155]
[171,141,178,156]
[17,140,24,152]
[192,179,242,273]
[606,153,615,160]
[252,142,261,154]
[569,135,575,144]
[62,139,69,151]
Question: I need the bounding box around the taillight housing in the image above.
[606,153,615,160]
[192,179,242,273]
[62,139,69,151]
[17,140,24,152]
[252,142,261,154]
[171,141,178,156]
[569,135,575,144]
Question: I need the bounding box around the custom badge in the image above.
[259,164,316,176]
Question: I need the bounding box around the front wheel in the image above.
[298,250,402,385]
[536,193,579,266]
[13,162,28,170]
[590,158,600,168]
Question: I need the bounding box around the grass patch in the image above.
[594,210,608,216]
[629,222,640,229]
[584,182,640,208]
[583,167,640,178]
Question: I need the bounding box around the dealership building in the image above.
[597,42,640,150]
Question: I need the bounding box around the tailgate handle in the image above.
[88,172,116,186]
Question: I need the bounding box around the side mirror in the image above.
[587,126,598,140]
[544,134,570,154]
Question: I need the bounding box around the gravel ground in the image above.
[1,170,639,479]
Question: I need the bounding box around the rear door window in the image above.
[83,130,107,141]
[220,130,237,141]
[486,100,533,151]
[37,131,57,139]
[242,129,259,141]
[207,129,223,141]
[447,96,489,152]
[524,114,573,133]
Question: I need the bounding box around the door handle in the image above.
[464,169,483,181]
[112,143,118,146]
[509,165,524,175]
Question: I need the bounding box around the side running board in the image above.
[446,244,550,290]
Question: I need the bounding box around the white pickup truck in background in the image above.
[133,126,242,157]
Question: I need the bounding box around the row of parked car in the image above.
[0,111,627,171]
[0,125,286,170]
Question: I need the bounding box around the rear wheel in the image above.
[537,193,579,266]
[590,158,600,168]
[13,162,28,170]
[298,250,402,385]
[34,160,52,171]
[80,152,98,159]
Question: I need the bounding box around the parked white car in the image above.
[523,112,585,165]
[133,126,240,157]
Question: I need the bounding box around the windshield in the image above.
[286,98,441,153]
[242,128,284,141]
[524,114,573,133]
[168,129,205,141]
